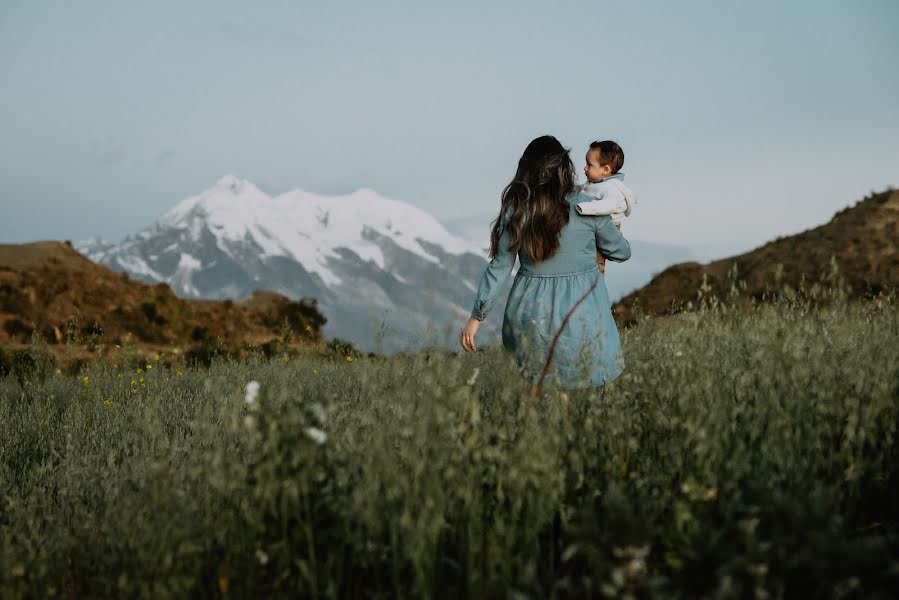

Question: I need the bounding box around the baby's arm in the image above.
[576,185,628,216]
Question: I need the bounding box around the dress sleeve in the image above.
[595,216,631,262]
[470,216,517,321]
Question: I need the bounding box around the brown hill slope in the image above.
[613,189,898,322]
[0,241,327,367]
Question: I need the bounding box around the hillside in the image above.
[613,189,898,322]
[0,241,327,368]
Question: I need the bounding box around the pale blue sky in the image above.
[1,0,897,256]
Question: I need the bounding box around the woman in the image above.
[459,135,631,389]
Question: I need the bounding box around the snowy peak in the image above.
[159,174,269,228]
[80,176,484,290]
[144,177,481,286]
[76,236,116,255]
[274,186,476,255]
[216,174,249,191]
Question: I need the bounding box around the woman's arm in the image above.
[470,217,517,320]
[595,216,631,262]
[461,216,516,352]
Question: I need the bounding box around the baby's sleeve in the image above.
[576,187,627,216]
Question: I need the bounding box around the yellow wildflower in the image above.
[153,353,160,361]
[305,324,312,332]
[345,355,353,362]
[313,369,319,375]
[82,376,89,386]
[176,370,184,377]
[139,377,145,384]
[146,364,152,370]
[136,368,143,374]
[103,399,113,407]
[115,344,121,350]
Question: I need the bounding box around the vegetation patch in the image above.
[1,296,896,597]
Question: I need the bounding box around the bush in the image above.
[139,301,166,326]
[184,338,228,368]
[0,283,28,313]
[0,346,55,383]
[0,348,10,378]
[80,322,103,338]
[3,318,31,339]
[261,297,327,340]
[325,336,361,359]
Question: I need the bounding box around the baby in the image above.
[576,140,637,274]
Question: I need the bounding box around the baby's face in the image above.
[584,149,612,181]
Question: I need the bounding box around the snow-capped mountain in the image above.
[77,175,498,352]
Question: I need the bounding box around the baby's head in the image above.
[584,140,624,181]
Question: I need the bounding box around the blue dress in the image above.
[470,191,632,389]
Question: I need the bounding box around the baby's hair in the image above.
[589,140,624,174]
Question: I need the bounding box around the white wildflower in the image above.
[244,380,260,404]
[675,351,683,357]
[466,367,481,386]
[309,402,327,425]
[304,426,327,444]
[255,549,269,565]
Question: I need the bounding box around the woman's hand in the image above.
[460,317,482,352]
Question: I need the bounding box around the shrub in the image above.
[0,348,10,378]
[0,283,28,313]
[190,325,209,342]
[184,338,228,368]
[139,301,166,326]
[325,336,361,359]
[3,318,31,339]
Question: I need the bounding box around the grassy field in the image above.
[1,295,897,598]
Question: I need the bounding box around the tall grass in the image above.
[1,297,897,598]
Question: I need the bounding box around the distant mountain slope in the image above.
[613,189,899,322]
[0,241,325,365]
[76,176,490,352]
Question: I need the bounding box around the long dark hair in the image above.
[489,135,576,262]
